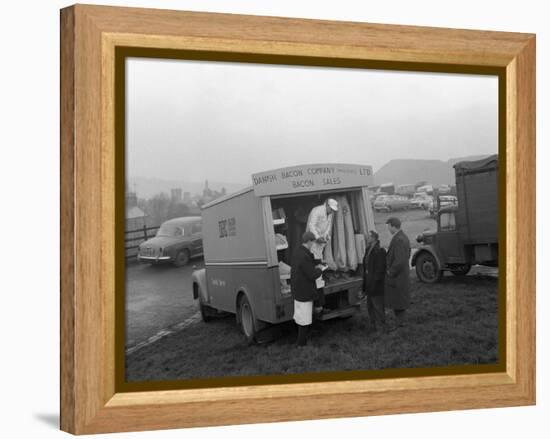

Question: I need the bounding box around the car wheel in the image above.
[173,249,190,267]
[238,295,257,344]
[451,264,471,276]
[415,252,443,283]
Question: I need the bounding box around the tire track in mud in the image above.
[126,311,201,356]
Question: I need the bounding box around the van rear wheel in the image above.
[238,295,257,343]
[416,252,442,283]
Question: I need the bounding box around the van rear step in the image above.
[323,277,363,294]
[315,305,359,321]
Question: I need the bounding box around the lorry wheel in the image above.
[173,249,190,267]
[415,252,442,283]
[238,295,257,343]
[451,264,471,276]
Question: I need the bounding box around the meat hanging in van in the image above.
[329,195,359,272]
[332,195,348,271]
[342,195,358,271]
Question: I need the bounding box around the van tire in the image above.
[199,299,215,322]
[174,249,190,267]
[237,295,257,344]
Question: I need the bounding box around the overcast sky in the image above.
[126,58,498,185]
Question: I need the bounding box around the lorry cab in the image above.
[413,206,468,283]
[191,163,375,342]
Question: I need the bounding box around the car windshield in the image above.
[156,224,184,237]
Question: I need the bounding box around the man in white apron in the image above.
[291,231,326,346]
[306,199,338,314]
[306,198,339,263]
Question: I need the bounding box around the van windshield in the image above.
[156,224,184,237]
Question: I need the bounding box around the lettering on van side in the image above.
[323,177,342,185]
[292,179,315,189]
[253,174,277,185]
[219,217,237,238]
[212,279,226,287]
[281,169,304,179]
[307,166,335,175]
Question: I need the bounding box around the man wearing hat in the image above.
[291,231,326,346]
[385,216,411,329]
[306,198,339,263]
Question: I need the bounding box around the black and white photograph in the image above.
[124,58,499,383]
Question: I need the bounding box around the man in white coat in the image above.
[306,198,339,263]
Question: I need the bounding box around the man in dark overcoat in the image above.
[291,231,325,346]
[384,217,411,328]
[362,230,387,331]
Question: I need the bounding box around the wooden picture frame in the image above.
[60,4,535,435]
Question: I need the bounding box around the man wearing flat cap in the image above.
[385,216,411,329]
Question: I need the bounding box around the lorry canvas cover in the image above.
[454,154,498,173]
[251,163,374,197]
[453,154,498,244]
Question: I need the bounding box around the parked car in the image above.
[410,193,432,209]
[137,216,203,267]
[373,195,410,212]
[428,195,458,216]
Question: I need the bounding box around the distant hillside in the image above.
[374,155,492,187]
[128,176,249,200]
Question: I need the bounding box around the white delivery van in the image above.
[192,163,376,342]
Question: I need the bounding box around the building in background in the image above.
[171,188,183,203]
[125,191,149,259]
[197,180,227,206]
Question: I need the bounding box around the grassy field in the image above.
[126,268,498,382]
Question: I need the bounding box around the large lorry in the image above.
[191,163,375,342]
[412,155,498,283]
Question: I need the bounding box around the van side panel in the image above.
[202,189,267,264]
[204,266,234,311]
[232,265,282,323]
[205,265,286,323]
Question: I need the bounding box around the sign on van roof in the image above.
[251,163,374,197]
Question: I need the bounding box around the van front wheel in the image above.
[238,295,257,343]
[199,301,214,322]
